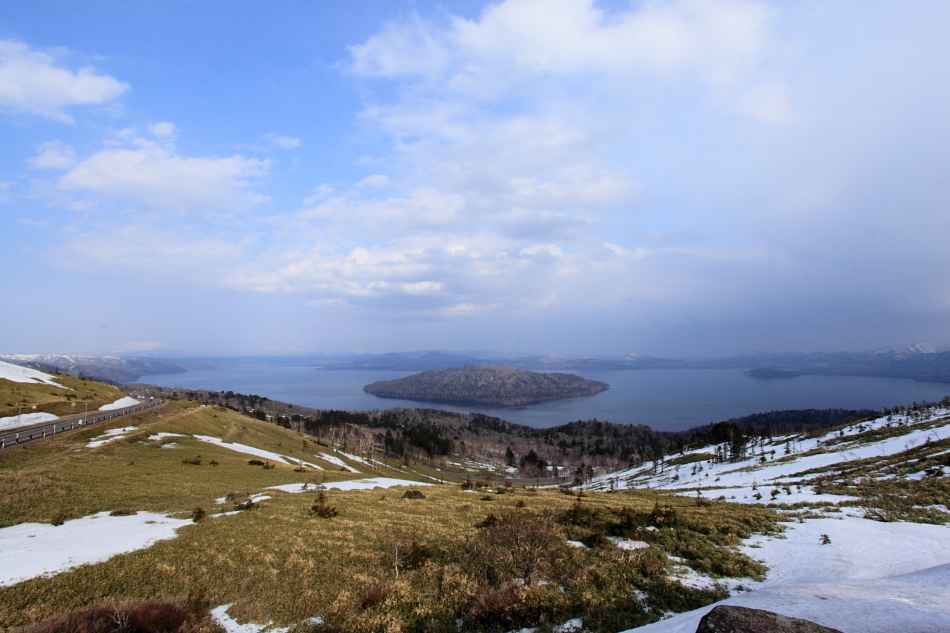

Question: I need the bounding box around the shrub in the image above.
[191,507,205,522]
[11,599,207,633]
[311,490,338,518]
[247,459,265,466]
[360,583,388,610]
[109,509,136,517]
[473,509,565,586]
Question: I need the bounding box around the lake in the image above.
[140,366,950,432]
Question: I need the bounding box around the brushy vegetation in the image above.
[0,397,780,633]
[10,598,216,633]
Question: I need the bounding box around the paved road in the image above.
[0,398,165,450]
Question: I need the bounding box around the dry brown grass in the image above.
[0,398,779,633]
[0,376,126,419]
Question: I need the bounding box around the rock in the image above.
[401,490,427,500]
[696,605,843,633]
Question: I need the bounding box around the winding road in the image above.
[0,398,165,450]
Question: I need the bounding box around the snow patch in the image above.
[0,359,68,389]
[0,412,59,432]
[315,452,359,472]
[86,426,138,448]
[148,432,185,440]
[210,604,288,633]
[99,396,140,411]
[609,537,650,550]
[266,477,431,494]
[0,511,191,587]
[192,435,324,470]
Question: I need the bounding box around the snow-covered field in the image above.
[0,359,67,389]
[586,406,950,633]
[99,396,140,410]
[626,516,950,633]
[0,511,191,587]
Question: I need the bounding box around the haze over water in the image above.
[143,367,950,432]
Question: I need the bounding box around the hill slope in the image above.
[363,364,609,406]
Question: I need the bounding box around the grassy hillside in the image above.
[0,397,780,633]
[0,375,127,419]
[0,400,441,528]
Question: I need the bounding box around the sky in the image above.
[2,0,949,358]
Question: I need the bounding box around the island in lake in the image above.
[362,364,610,406]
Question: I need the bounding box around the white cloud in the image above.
[264,133,302,149]
[737,81,792,123]
[28,141,77,170]
[603,243,652,260]
[148,122,178,138]
[51,134,271,214]
[351,0,772,85]
[18,217,49,228]
[0,39,128,122]
[357,174,392,188]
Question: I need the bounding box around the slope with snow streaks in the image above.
[0,360,67,389]
[592,407,950,504]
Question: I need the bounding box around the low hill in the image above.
[362,365,609,406]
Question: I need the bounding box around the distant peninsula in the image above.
[744,367,801,379]
[362,365,610,406]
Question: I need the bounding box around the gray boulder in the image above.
[696,605,843,633]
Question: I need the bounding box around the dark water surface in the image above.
[142,367,950,432]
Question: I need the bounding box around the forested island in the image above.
[362,364,609,406]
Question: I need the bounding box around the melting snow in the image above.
[609,537,650,550]
[210,604,288,633]
[99,396,141,411]
[0,412,60,432]
[314,452,359,472]
[192,435,323,469]
[268,477,431,493]
[86,427,138,448]
[0,511,191,587]
[0,360,68,389]
[622,510,950,633]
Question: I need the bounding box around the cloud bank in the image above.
[7,1,950,355]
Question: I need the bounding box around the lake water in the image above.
[140,367,950,432]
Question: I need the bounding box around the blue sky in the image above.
[2,0,949,357]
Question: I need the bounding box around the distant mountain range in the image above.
[0,354,186,384]
[2,342,949,384]
[321,350,690,372]
[709,342,950,383]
